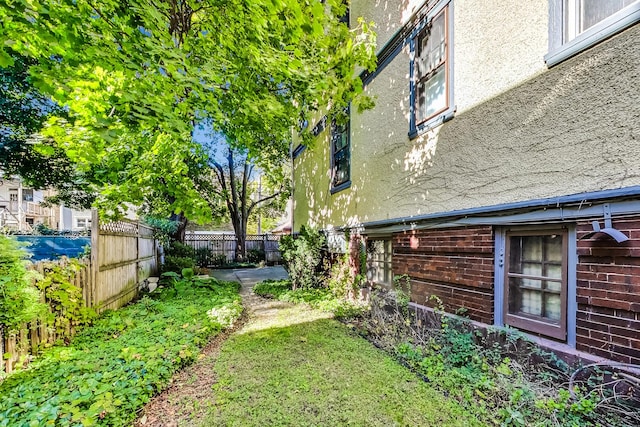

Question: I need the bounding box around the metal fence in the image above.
[184,233,282,265]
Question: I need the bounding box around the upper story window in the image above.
[546,0,640,66]
[410,1,454,139]
[22,189,34,202]
[330,117,350,193]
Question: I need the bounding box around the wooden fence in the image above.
[184,233,282,264]
[1,211,159,374]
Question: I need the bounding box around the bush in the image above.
[162,255,195,274]
[166,241,195,259]
[247,248,265,264]
[0,236,45,331]
[279,226,326,289]
[194,247,214,267]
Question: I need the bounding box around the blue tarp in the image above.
[15,236,91,261]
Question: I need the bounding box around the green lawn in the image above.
[205,304,482,426]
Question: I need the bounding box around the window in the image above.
[22,189,34,202]
[546,0,640,66]
[76,218,91,229]
[504,229,568,340]
[331,117,350,192]
[410,2,453,137]
[367,239,393,286]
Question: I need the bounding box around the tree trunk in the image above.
[169,211,187,242]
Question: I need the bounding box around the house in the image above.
[0,172,92,232]
[292,1,640,364]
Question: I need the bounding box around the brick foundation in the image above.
[576,219,640,364]
[393,226,494,324]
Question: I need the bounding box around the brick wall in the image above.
[576,219,640,364]
[393,226,494,324]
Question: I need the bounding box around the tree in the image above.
[0,0,375,222]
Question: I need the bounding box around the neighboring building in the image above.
[293,1,640,364]
[0,174,56,231]
[0,172,92,232]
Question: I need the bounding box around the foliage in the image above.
[0,278,242,426]
[279,226,326,289]
[327,252,360,299]
[206,303,479,426]
[142,217,180,246]
[162,241,196,273]
[35,259,96,343]
[194,247,216,268]
[162,256,195,274]
[246,248,265,264]
[0,236,45,331]
[253,279,366,319]
[0,0,376,222]
[359,287,632,426]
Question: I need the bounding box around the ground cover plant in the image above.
[205,302,481,426]
[357,285,640,427]
[0,277,242,426]
[253,279,366,319]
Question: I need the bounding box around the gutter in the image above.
[352,185,640,232]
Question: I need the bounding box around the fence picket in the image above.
[1,212,160,376]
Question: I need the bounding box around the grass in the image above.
[204,303,482,426]
[253,279,367,318]
[0,278,242,427]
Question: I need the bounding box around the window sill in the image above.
[330,180,351,195]
[409,108,455,140]
[545,4,640,67]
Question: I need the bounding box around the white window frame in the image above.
[367,238,393,287]
[546,0,640,67]
[494,225,577,345]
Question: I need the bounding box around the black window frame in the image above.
[330,114,351,194]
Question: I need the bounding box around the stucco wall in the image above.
[293,1,640,231]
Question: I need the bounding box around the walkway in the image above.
[136,267,479,427]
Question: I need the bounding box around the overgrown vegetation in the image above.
[0,235,45,331]
[0,277,242,426]
[254,279,366,319]
[162,241,196,274]
[279,226,326,289]
[356,283,640,426]
[35,259,96,343]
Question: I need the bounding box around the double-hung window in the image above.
[504,229,568,340]
[367,239,393,286]
[331,117,350,192]
[546,0,640,66]
[410,2,453,137]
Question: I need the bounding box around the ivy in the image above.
[35,259,96,343]
[0,278,242,426]
[0,236,45,332]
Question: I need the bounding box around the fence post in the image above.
[90,209,99,308]
[263,234,268,263]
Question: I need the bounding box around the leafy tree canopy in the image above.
[0,0,376,221]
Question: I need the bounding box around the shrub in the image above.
[194,247,214,267]
[162,255,195,274]
[327,253,360,299]
[0,236,45,331]
[247,248,265,264]
[165,241,195,259]
[279,226,326,289]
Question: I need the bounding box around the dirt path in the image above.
[135,268,289,427]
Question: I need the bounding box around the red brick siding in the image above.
[576,219,640,364]
[393,226,494,324]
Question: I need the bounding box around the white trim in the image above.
[546,1,640,67]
